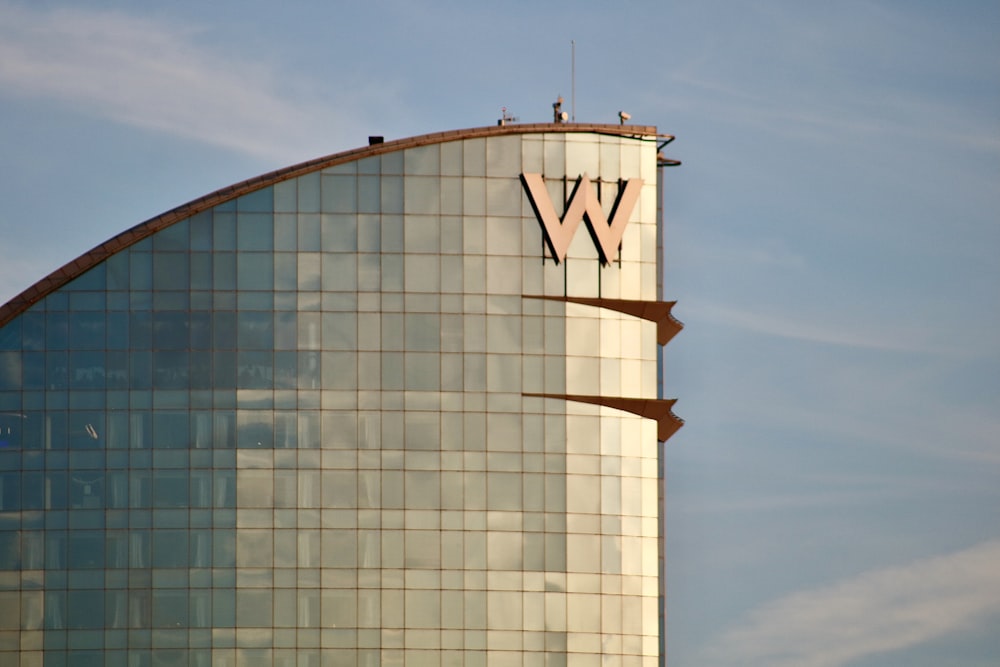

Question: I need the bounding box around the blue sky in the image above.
[1,1,998,664]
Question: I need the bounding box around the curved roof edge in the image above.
[0,123,660,328]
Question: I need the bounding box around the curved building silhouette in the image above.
[0,123,681,666]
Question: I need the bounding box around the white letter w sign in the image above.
[521,173,643,264]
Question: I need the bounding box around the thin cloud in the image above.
[702,540,1000,667]
[0,3,390,162]
[658,1,1000,157]
[686,301,938,354]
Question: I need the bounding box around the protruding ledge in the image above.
[523,295,683,345]
[524,393,683,442]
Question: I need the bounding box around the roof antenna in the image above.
[553,96,568,123]
[497,107,519,126]
[571,39,576,122]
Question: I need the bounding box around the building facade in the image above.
[0,123,681,666]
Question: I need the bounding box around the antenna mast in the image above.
[571,40,576,122]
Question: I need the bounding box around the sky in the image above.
[1,1,998,665]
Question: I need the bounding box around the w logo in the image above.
[521,173,643,264]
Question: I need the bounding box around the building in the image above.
[0,122,682,666]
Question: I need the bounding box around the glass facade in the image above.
[0,125,678,666]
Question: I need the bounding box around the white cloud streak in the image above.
[656,2,1000,156]
[702,540,1000,667]
[0,3,389,162]
[685,300,938,354]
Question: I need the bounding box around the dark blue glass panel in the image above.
[190,211,213,251]
[152,529,188,567]
[105,352,128,389]
[238,311,273,349]
[128,590,151,628]
[188,312,211,349]
[130,351,152,389]
[68,473,104,510]
[152,412,190,450]
[0,410,21,451]
[237,253,274,291]
[67,531,105,568]
[22,470,43,509]
[129,473,151,510]
[106,312,129,349]
[107,291,128,309]
[212,412,236,449]
[237,291,273,310]
[213,351,236,390]
[152,290,189,311]
[67,589,104,628]
[212,588,235,626]
[14,530,36,567]
[0,470,19,511]
[190,252,212,290]
[66,651,103,667]
[69,312,104,350]
[129,412,152,450]
[152,350,189,390]
[43,291,68,311]
[152,590,189,628]
[106,472,128,509]
[22,449,42,469]
[130,290,152,310]
[237,213,274,251]
[70,351,106,390]
[213,312,236,349]
[0,531,18,569]
[189,351,212,390]
[213,471,235,507]
[274,351,297,389]
[214,211,237,251]
[68,411,104,450]
[130,312,152,350]
[0,352,19,390]
[69,292,106,311]
[153,312,189,350]
[0,318,19,351]
[189,473,211,509]
[212,252,236,291]
[153,253,189,291]
[21,413,43,450]
[46,450,68,471]
[22,311,45,351]
[237,186,273,213]
[22,352,43,390]
[45,412,68,450]
[44,590,66,628]
[0,390,18,411]
[46,312,68,349]
[106,251,130,290]
[237,351,273,389]
[45,531,67,567]
[106,532,128,568]
[153,471,189,508]
[46,351,68,390]
[65,263,106,292]
[130,252,153,291]
[153,218,188,252]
